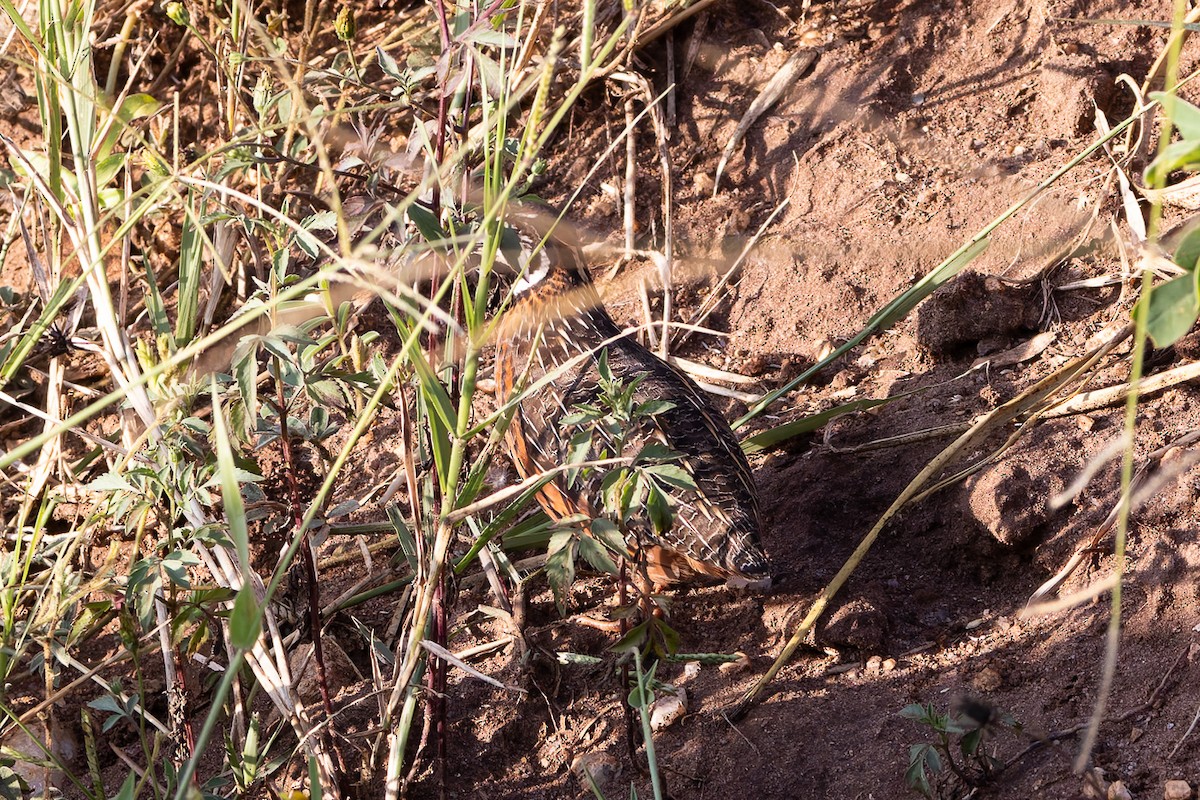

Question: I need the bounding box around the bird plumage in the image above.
[493,220,770,587]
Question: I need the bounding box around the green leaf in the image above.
[646,483,674,534]
[0,759,29,800]
[623,474,642,521]
[566,430,592,462]
[741,395,896,454]
[327,499,359,520]
[737,235,989,428]
[161,549,200,586]
[230,587,262,650]
[611,619,650,654]
[627,681,655,710]
[97,187,126,211]
[387,505,418,570]
[87,694,126,716]
[308,757,324,800]
[590,518,628,555]
[86,472,135,492]
[1152,91,1200,139]
[545,541,576,613]
[301,210,338,232]
[304,377,350,411]
[634,441,679,463]
[175,197,204,346]
[112,772,137,800]
[410,350,457,434]
[211,380,251,575]
[578,535,619,575]
[642,463,697,491]
[904,745,933,798]
[98,92,162,159]
[924,746,942,774]
[293,226,323,259]
[547,529,573,554]
[466,27,520,48]
[1136,271,1200,347]
[559,407,600,427]
[94,152,126,186]
[651,616,681,656]
[117,92,161,123]
[1176,224,1200,272]
[232,344,259,437]
[627,656,658,709]
[635,399,674,417]
[141,259,171,336]
[407,204,447,244]
[597,349,614,385]
[377,46,403,80]
[200,467,262,490]
[1145,138,1200,185]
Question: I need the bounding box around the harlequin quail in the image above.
[492,213,770,588]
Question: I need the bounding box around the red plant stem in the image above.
[273,376,335,724]
[618,558,639,770]
[431,575,448,800]
[431,0,451,217]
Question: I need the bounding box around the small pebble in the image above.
[650,689,688,732]
[973,666,1003,692]
[571,752,620,790]
[882,658,897,672]
[1084,767,1108,799]
[866,655,883,674]
[1108,780,1132,800]
[1165,779,1193,800]
[719,651,752,675]
[799,28,824,47]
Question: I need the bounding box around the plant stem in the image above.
[633,651,664,800]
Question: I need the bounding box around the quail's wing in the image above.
[595,334,766,574]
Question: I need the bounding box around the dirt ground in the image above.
[9,0,1200,798]
[425,0,1200,798]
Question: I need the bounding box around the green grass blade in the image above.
[741,395,897,455]
[736,103,1149,429]
[174,192,205,345]
[735,236,990,429]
